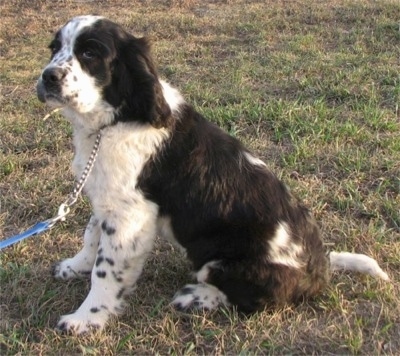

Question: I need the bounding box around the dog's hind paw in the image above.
[171,283,229,310]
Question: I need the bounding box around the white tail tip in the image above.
[330,251,389,281]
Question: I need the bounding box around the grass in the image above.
[0,0,399,354]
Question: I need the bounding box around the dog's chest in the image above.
[71,123,170,206]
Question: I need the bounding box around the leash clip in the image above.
[47,203,70,227]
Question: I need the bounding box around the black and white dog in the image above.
[36,16,389,334]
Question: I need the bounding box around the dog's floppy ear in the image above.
[111,36,171,128]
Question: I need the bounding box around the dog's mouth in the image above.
[40,93,66,105]
[36,80,66,106]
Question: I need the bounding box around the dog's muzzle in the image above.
[37,67,67,104]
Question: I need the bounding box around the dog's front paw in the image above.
[52,260,91,280]
[56,309,108,335]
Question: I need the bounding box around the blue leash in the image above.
[0,221,52,250]
[0,132,101,251]
[0,204,70,250]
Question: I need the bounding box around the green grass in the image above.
[1,0,399,354]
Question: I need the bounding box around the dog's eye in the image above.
[49,40,61,55]
[82,50,96,60]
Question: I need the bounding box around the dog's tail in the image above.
[329,251,389,281]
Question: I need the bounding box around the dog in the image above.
[36,16,389,334]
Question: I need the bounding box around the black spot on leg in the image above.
[56,322,68,332]
[179,286,195,296]
[112,271,123,283]
[62,271,68,279]
[95,256,104,267]
[112,243,122,250]
[192,298,202,309]
[105,258,115,266]
[116,288,125,299]
[98,248,103,255]
[101,221,116,235]
[96,271,106,278]
[90,307,100,313]
[174,303,185,311]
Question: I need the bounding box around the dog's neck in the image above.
[62,102,118,135]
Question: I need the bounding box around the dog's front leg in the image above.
[55,207,157,334]
[53,215,101,279]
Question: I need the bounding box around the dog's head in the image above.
[37,15,171,129]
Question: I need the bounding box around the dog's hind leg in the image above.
[171,260,230,310]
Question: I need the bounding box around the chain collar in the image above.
[51,132,102,224]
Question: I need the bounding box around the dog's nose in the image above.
[41,67,67,83]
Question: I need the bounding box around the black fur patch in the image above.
[96,271,106,278]
[112,271,123,283]
[116,288,125,299]
[101,221,116,235]
[95,256,104,267]
[105,257,115,266]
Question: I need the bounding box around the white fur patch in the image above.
[330,251,389,280]
[243,151,267,168]
[62,16,103,41]
[268,222,303,269]
[160,80,185,113]
[196,261,220,283]
[157,216,186,255]
[73,122,170,202]
[171,283,229,310]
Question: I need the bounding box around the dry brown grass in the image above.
[1,0,399,354]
